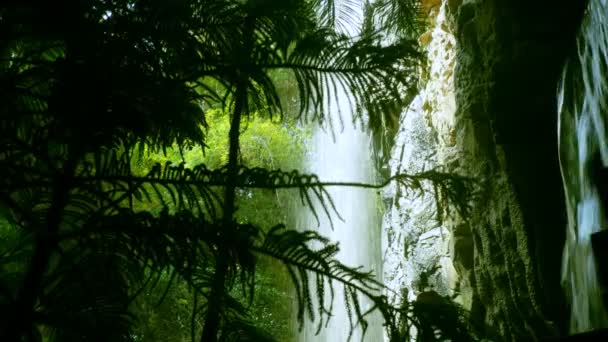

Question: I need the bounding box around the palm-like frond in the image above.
[365,0,425,39]
[1,0,209,152]
[278,31,420,127]
[254,225,389,339]
[74,156,473,222]
[40,209,261,340]
[308,0,362,33]
[192,0,420,128]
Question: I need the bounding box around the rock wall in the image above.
[382,0,586,340]
[382,1,462,307]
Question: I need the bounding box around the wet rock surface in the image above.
[382,0,586,340]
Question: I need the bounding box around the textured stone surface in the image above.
[382,95,449,305]
[382,0,587,340]
[382,0,465,316]
[449,0,586,339]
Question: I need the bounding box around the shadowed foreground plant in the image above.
[0,0,477,341]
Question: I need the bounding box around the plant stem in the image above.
[200,15,254,342]
[200,79,246,342]
[1,159,76,340]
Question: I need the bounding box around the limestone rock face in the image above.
[382,94,457,306]
[382,0,585,340]
[382,0,466,316]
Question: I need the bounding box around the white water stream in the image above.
[297,97,383,342]
[297,2,384,341]
[558,0,608,333]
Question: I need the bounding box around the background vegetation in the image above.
[129,107,307,341]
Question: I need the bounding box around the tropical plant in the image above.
[0,0,473,341]
[128,107,305,342]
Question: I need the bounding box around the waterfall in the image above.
[558,0,608,333]
[297,97,383,342]
[297,2,384,341]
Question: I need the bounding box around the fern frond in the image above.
[253,225,392,340]
[75,160,474,221]
[366,0,425,39]
[262,31,420,127]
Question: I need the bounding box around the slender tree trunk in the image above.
[201,15,254,342]
[1,160,76,340]
[201,79,249,342]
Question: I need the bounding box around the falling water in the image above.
[297,2,383,341]
[297,98,383,342]
[558,0,608,333]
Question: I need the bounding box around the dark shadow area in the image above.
[451,0,587,339]
[544,328,608,341]
[490,0,586,334]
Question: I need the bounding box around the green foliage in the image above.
[364,0,425,38]
[229,266,293,340]
[0,0,477,341]
[140,108,308,171]
[128,108,306,341]
[129,273,197,342]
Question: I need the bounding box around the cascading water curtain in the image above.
[558,0,608,333]
[297,91,383,342]
[297,1,384,341]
